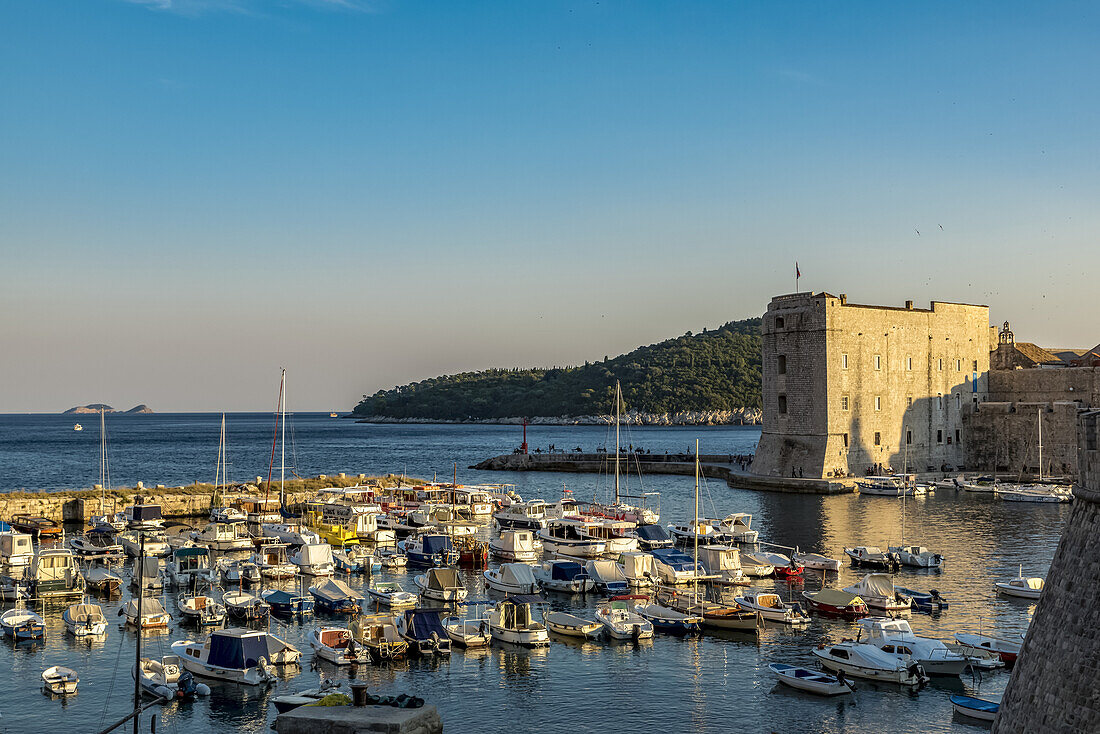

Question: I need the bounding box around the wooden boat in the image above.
[414,567,468,602]
[951,694,1001,722]
[261,589,314,616]
[63,602,108,637]
[454,535,490,568]
[177,593,227,626]
[994,566,1044,600]
[595,599,654,640]
[769,663,853,696]
[119,598,170,629]
[396,609,452,656]
[172,629,284,685]
[84,568,122,596]
[366,581,418,608]
[544,611,602,639]
[632,600,702,635]
[134,655,211,700]
[308,626,370,665]
[41,666,79,695]
[802,589,868,618]
[734,593,810,625]
[351,614,409,661]
[484,563,539,595]
[10,514,62,541]
[222,590,271,620]
[488,595,550,647]
[1,608,46,640]
[654,586,762,632]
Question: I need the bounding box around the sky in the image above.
[1,1,1098,412]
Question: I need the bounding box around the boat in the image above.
[222,590,271,620]
[172,628,287,685]
[402,534,460,567]
[696,545,749,586]
[669,519,721,547]
[0,531,34,570]
[135,655,211,700]
[365,581,418,608]
[119,597,171,629]
[959,476,1000,493]
[396,608,452,656]
[271,680,346,713]
[595,598,654,640]
[84,567,122,596]
[9,514,62,541]
[74,423,83,431]
[734,592,810,625]
[41,666,79,695]
[118,530,170,558]
[253,543,298,580]
[934,477,961,491]
[632,598,703,634]
[544,611,602,639]
[773,559,805,580]
[1000,486,1070,503]
[484,563,540,595]
[739,552,778,577]
[164,547,215,588]
[856,617,968,675]
[856,475,921,496]
[122,504,164,531]
[194,522,253,552]
[802,589,869,618]
[584,559,629,595]
[536,519,607,559]
[650,547,703,585]
[63,602,108,637]
[290,543,335,576]
[994,566,1044,599]
[308,578,363,615]
[211,507,247,524]
[493,500,548,531]
[414,567,468,602]
[844,546,900,571]
[707,513,759,543]
[894,587,949,612]
[261,589,314,616]
[488,594,551,647]
[1,608,46,640]
[843,574,913,615]
[308,626,370,665]
[890,545,945,569]
[489,530,540,561]
[769,663,853,696]
[532,560,594,593]
[441,612,491,648]
[376,546,408,570]
[951,694,1001,722]
[954,631,1023,665]
[351,613,409,660]
[27,547,86,600]
[216,557,261,585]
[69,529,125,563]
[177,593,227,626]
[791,550,842,572]
[655,586,763,632]
[616,551,659,588]
[261,520,321,545]
[332,549,364,574]
[130,555,163,591]
[813,641,929,686]
[632,523,674,551]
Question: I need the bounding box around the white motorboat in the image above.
[119,597,171,629]
[118,530,170,558]
[631,600,703,634]
[63,602,108,637]
[994,566,1044,599]
[193,521,253,552]
[308,626,370,665]
[252,543,298,580]
[366,581,418,608]
[844,546,898,570]
[69,531,125,563]
[532,559,594,593]
[595,599,654,640]
[734,593,809,625]
[951,694,1001,722]
[954,632,1022,665]
[216,557,261,585]
[172,628,290,685]
[41,666,79,695]
[135,655,211,700]
[934,477,960,491]
[856,617,969,675]
[222,590,271,620]
[488,595,550,647]
[958,477,1000,493]
[1,608,46,640]
[584,559,629,595]
[493,499,548,530]
[791,550,842,572]
[349,614,409,661]
[813,641,928,686]
[27,547,86,600]
[650,547,704,585]
[210,507,247,524]
[738,551,779,577]
[488,530,540,562]
[669,520,721,547]
[414,567,468,602]
[544,611,602,639]
[262,522,321,547]
[290,543,335,576]
[1000,486,1070,503]
[442,615,490,648]
[708,513,759,543]
[483,563,539,595]
[616,552,659,588]
[890,545,945,569]
[537,519,607,559]
[857,475,924,496]
[769,663,853,696]
[177,593,227,626]
[0,531,34,570]
[375,546,408,570]
[843,574,913,615]
[164,547,215,587]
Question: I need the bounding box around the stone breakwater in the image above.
[356,408,762,426]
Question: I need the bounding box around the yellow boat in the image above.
[306,511,360,548]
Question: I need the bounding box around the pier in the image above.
[470,452,856,494]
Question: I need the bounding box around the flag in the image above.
[796,262,801,279]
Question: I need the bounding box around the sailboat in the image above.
[889,426,946,568]
[593,382,660,524]
[208,414,245,522]
[1000,409,1072,503]
[88,410,124,530]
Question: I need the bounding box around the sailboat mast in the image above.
[280,370,286,506]
[614,381,621,505]
[133,531,145,734]
[100,409,106,515]
[693,439,699,602]
[1037,407,1043,482]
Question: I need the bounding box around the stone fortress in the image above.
[752,292,1099,480]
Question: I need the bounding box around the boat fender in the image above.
[817,642,825,650]
[195,683,211,696]
[155,685,173,700]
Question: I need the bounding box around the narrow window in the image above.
[777,395,787,414]
[842,433,849,448]
[841,395,849,411]
[775,317,784,329]
[907,356,913,371]
[842,353,848,369]
[937,430,943,444]
[906,430,912,445]
[955,429,960,443]
[973,360,978,371]
[906,396,913,408]
[955,393,961,411]
[777,355,786,375]
[874,432,881,446]
[938,358,943,371]
[875,396,882,411]
[937,394,943,410]
[956,359,962,371]
[874,355,882,370]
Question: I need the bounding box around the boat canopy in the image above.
[207,630,271,669]
[298,543,334,565]
[263,590,305,604]
[619,553,655,577]
[498,564,537,586]
[404,609,447,638]
[65,604,105,622]
[311,578,363,602]
[651,548,696,570]
[426,568,462,589]
[503,594,544,605]
[809,589,864,607]
[549,561,586,581]
[635,524,670,541]
[586,560,626,582]
[420,536,453,554]
[175,547,209,558]
[699,546,740,570]
[846,574,895,598]
[123,598,167,617]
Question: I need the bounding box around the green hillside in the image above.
[352,318,762,420]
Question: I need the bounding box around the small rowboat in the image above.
[951,694,1001,722]
[769,663,852,696]
[632,601,703,635]
[42,666,79,695]
[792,551,841,572]
[365,581,417,608]
[544,611,602,640]
[773,562,804,580]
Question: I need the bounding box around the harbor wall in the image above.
[0,489,318,524]
[993,410,1100,733]
[963,401,1082,478]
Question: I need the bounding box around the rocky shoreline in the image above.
[355,408,762,426]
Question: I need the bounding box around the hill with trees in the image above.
[352,318,762,421]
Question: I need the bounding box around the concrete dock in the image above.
[470,452,855,494]
[274,704,442,734]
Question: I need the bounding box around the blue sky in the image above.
[1,1,1097,411]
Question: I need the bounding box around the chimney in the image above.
[905,300,914,310]
[839,294,847,305]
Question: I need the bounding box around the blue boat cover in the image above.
[404,609,446,639]
[550,562,585,581]
[264,590,305,605]
[420,536,453,554]
[950,695,1000,713]
[175,547,208,557]
[0,521,10,532]
[207,632,270,669]
[651,548,694,568]
[636,524,670,541]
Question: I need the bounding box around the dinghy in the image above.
[41,666,79,695]
[994,566,1044,600]
[484,563,540,595]
[308,578,364,615]
[951,694,1001,722]
[595,599,654,640]
[894,587,949,612]
[63,602,108,637]
[1,609,46,640]
[442,614,491,648]
[365,581,418,608]
[954,631,1022,665]
[544,611,602,640]
[414,567,468,602]
[769,663,853,696]
[308,626,370,665]
[802,589,868,619]
[134,655,211,700]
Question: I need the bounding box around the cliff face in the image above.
[63,404,114,414]
[126,404,154,414]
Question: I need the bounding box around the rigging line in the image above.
[98,622,130,728]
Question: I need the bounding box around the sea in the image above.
[0,413,1067,733]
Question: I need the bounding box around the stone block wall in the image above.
[963,401,1082,478]
[989,366,1100,405]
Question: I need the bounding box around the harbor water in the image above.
[0,414,1067,732]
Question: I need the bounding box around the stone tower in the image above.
[993,409,1100,733]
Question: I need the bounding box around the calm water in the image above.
[0,414,1067,733]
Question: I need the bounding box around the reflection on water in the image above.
[0,417,1069,733]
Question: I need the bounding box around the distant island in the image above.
[353,318,762,424]
[63,404,154,414]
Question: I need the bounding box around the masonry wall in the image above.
[988,366,1100,405]
[963,401,1081,478]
